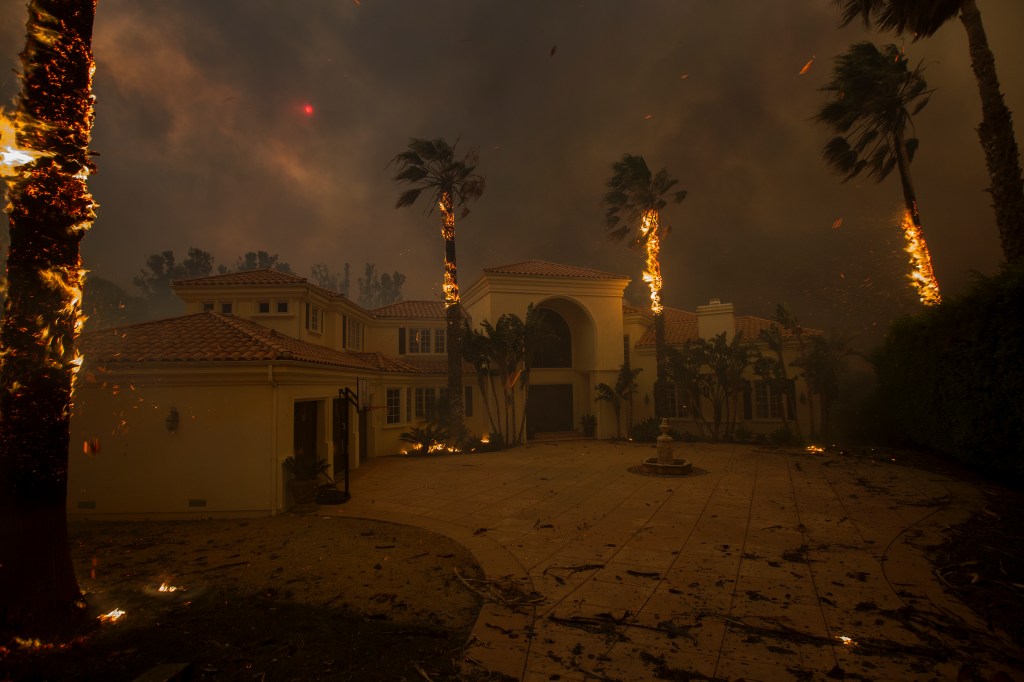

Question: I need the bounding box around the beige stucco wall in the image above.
[70,366,277,517]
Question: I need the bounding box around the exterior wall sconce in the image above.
[166,407,179,433]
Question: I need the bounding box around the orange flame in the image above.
[98,608,126,623]
[639,209,663,314]
[899,209,941,306]
[439,191,459,308]
[0,110,46,176]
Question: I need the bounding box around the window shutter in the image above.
[742,381,752,420]
[398,327,406,355]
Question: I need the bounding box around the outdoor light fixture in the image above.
[166,407,179,433]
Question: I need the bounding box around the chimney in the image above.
[696,298,735,340]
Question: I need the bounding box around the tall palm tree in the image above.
[834,0,1024,264]
[603,154,686,419]
[816,42,941,306]
[0,0,98,633]
[392,138,485,436]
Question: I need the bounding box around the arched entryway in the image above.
[526,299,596,436]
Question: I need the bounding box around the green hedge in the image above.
[873,264,1024,481]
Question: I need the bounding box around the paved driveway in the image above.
[328,440,1019,681]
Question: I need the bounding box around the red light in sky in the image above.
[303,104,314,116]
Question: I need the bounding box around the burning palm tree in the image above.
[603,154,686,419]
[834,0,1024,264]
[816,42,941,306]
[0,0,98,633]
[391,138,485,436]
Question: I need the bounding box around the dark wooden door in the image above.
[527,384,574,432]
[293,401,318,464]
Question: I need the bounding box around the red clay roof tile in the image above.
[80,313,409,372]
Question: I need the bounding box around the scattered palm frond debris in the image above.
[454,568,544,609]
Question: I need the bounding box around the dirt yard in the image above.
[1,515,487,681]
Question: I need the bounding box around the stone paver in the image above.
[325,440,1021,681]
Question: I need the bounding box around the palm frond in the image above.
[395,187,424,208]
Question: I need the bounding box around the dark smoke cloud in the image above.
[2,1,1021,345]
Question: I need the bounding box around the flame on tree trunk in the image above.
[0,0,98,634]
[438,191,464,430]
[894,134,941,306]
[640,209,669,419]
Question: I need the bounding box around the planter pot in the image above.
[288,478,320,511]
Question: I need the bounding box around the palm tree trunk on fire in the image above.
[0,0,97,634]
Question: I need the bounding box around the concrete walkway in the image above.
[326,440,1020,681]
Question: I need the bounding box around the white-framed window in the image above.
[345,318,364,351]
[407,328,444,354]
[258,301,271,314]
[305,303,323,333]
[753,381,782,420]
[665,384,691,419]
[414,387,437,420]
[409,328,431,354]
[385,388,401,424]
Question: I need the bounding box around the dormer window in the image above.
[305,303,323,333]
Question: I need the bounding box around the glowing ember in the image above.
[837,635,858,647]
[157,582,182,592]
[798,56,815,75]
[899,209,941,306]
[639,209,663,314]
[806,445,825,454]
[98,608,126,623]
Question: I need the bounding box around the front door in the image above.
[293,401,318,465]
[527,384,574,432]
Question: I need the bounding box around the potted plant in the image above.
[580,414,597,437]
[284,454,329,510]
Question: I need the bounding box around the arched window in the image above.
[533,308,572,368]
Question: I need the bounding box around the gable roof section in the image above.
[484,260,629,280]
[173,268,346,302]
[371,300,446,319]
[635,307,698,348]
[634,309,812,348]
[370,300,469,320]
[80,312,417,372]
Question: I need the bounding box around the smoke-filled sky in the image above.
[2,1,1022,344]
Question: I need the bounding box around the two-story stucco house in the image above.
[69,260,816,517]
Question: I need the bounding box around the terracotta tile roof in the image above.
[80,313,409,372]
[173,268,348,302]
[622,303,650,318]
[636,307,699,348]
[173,268,308,287]
[397,355,475,375]
[351,351,421,373]
[634,308,814,349]
[371,301,469,319]
[484,260,630,280]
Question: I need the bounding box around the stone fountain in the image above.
[639,418,693,476]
